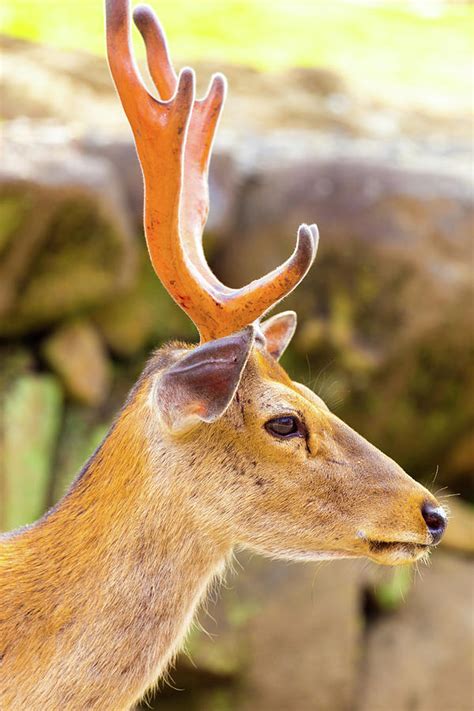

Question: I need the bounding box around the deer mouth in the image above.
[366,538,430,564]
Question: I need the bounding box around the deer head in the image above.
[105,0,446,566]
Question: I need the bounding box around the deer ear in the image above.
[154,326,255,433]
[260,311,297,360]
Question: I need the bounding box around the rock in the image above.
[42,320,111,406]
[79,134,243,241]
[217,133,473,491]
[92,251,197,357]
[0,348,35,394]
[441,496,474,555]
[51,406,109,502]
[220,133,472,307]
[0,35,126,131]
[0,348,36,530]
[0,35,392,139]
[358,552,474,711]
[1,374,63,531]
[236,557,362,711]
[78,136,144,230]
[369,566,414,613]
[346,312,474,496]
[168,553,364,711]
[442,431,474,502]
[0,121,137,335]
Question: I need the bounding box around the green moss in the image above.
[379,319,472,475]
[93,249,197,357]
[0,194,133,335]
[198,688,234,711]
[51,406,109,503]
[313,245,412,350]
[0,193,32,256]
[0,347,34,392]
[0,348,35,530]
[286,285,473,495]
[373,566,414,612]
[225,592,261,629]
[2,374,63,531]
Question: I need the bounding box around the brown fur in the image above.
[0,343,441,710]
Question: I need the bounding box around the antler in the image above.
[105,0,319,342]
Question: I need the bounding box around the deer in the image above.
[0,1,447,709]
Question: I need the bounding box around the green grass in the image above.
[1,1,472,104]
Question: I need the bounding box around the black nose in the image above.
[421,501,447,544]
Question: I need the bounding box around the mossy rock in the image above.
[0,348,36,530]
[1,373,63,532]
[341,304,474,496]
[42,319,111,406]
[1,129,137,335]
[0,184,136,336]
[51,405,110,503]
[359,553,474,711]
[368,566,414,613]
[0,192,33,258]
[152,553,363,711]
[286,301,474,496]
[92,249,198,357]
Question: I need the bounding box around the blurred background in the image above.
[0,1,473,709]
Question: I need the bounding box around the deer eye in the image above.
[265,416,304,439]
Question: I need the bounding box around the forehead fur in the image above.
[240,348,329,416]
[245,347,294,387]
[135,338,325,422]
[142,339,292,384]
[140,340,309,398]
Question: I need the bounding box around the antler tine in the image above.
[105,0,152,121]
[132,4,176,99]
[224,224,319,324]
[133,4,228,291]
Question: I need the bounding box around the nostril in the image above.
[421,501,447,544]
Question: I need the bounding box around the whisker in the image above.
[308,359,335,394]
[431,465,440,487]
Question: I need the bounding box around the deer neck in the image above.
[0,386,231,710]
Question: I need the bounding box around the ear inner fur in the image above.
[154,325,255,432]
[260,311,297,360]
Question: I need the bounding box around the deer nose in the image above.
[421,502,447,544]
